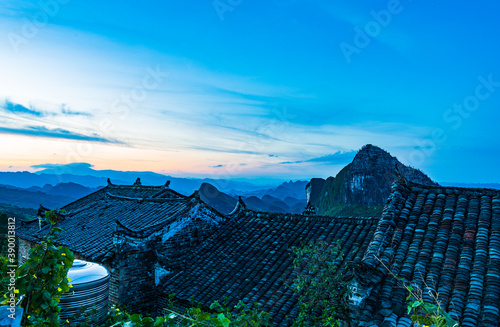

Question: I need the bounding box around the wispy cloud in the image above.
[0,125,121,143]
[280,150,356,165]
[31,162,94,169]
[60,104,93,117]
[1,100,93,118]
[190,146,262,155]
[2,100,45,117]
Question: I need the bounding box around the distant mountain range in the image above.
[0,163,279,195]
[232,180,308,200]
[0,171,308,214]
[1,146,498,217]
[0,183,102,209]
[199,182,307,215]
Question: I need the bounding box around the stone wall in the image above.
[111,203,223,316]
[108,265,120,305]
[112,228,158,314]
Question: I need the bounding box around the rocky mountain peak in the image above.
[311,144,438,216]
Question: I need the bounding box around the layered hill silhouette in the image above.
[0,184,76,209]
[307,144,438,217]
[0,164,277,194]
[199,182,307,215]
[1,144,443,217]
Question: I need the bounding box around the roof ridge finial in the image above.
[107,178,113,186]
[394,163,409,185]
[37,204,48,218]
[133,178,142,186]
[165,180,171,188]
[229,196,247,216]
[302,201,316,216]
[188,190,200,203]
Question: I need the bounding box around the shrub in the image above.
[290,240,350,326]
[3,210,75,327]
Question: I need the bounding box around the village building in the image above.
[17,178,225,314]
[17,177,500,326]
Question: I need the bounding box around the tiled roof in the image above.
[160,207,379,326]
[17,181,209,261]
[354,179,500,327]
[62,179,185,212]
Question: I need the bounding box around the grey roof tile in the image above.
[356,179,500,326]
[160,210,379,325]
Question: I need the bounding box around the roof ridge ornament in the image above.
[229,196,247,216]
[187,190,201,204]
[133,178,142,186]
[37,204,50,218]
[302,201,316,216]
[394,164,409,185]
[107,178,114,186]
[165,180,171,188]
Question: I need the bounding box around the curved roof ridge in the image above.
[404,179,500,194]
[149,187,187,199]
[61,186,108,210]
[114,218,172,239]
[105,192,191,203]
[232,207,379,223]
[108,184,165,190]
[106,192,143,201]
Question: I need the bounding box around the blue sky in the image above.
[0,0,499,183]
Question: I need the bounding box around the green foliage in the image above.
[375,256,458,327]
[0,204,37,221]
[4,209,75,327]
[0,212,10,256]
[104,296,271,327]
[316,165,383,218]
[317,165,351,214]
[406,286,458,327]
[0,254,10,295]
[290,241,350,326]
[63,306,103,326]
[0,212,10,293]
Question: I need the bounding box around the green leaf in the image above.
[200,312,211,321]
[440,308,458,327]
[218,313,231,327]
[42,290,52,301]
[154,317,165,326]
